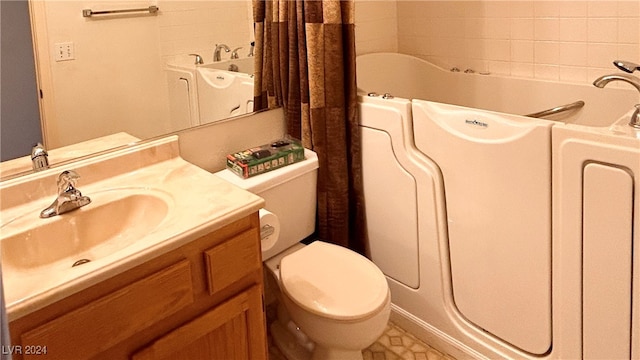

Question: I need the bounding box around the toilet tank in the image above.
[214,148,318,260]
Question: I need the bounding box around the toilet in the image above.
[214,148,391,360]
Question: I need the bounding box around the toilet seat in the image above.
[279,241,389,321]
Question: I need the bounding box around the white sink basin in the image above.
[2,189,170,273]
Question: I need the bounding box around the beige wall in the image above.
[34,1,253,148]
[355,1,640,85]
[355,0,398,54]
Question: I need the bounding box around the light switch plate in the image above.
[54,42,74,61]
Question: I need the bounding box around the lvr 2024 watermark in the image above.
[2,345,48,355]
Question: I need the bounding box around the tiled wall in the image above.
[355,1,640,84]
[355,0,399,54]
[158,1,254,66]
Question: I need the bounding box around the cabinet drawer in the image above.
[204,228,261,295]
[21,260,194,359]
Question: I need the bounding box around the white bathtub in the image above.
[357,52,638,127]
[356,53,640,360]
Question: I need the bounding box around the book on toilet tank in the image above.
[226,137,305,179]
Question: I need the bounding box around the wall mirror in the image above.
[2,0,260,179]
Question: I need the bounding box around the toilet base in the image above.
[311,346,364,360]
[271,321,312,360]
[271,321,364,360]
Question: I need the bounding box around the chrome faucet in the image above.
[230,47,242,59]
[630,105,640,129]
[593,73,640,93]
[40,170,91,218]
[31,142,49,171]
[593,73,640,128]
[189,53,204,65]
[614,60,640,74]
[213,44,231,62]
[248,41,255,57]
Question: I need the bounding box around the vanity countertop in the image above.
[0,135,265,321]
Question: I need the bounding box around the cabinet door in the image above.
[132,285,267,360]
[20,260,194,360]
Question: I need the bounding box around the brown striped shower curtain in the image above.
[253,0,366,254]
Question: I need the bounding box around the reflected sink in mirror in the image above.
[1,188,171,273]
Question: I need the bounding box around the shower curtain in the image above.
[253,0,366,254]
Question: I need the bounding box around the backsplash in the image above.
[355,1,640,84]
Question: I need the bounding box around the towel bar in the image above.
[82,5,159,18]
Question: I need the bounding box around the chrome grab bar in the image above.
[525,100,585,119]
[82,5,159,18]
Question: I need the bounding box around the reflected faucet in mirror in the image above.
[248,41,255,57]
[31,143,49,171]
[189,53,204,65]
[214,44,231,62]
[40,170,91,218]
[231,47,242,59]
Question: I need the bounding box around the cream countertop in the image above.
[0,135,264,321]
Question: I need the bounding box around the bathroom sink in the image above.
[1,189,170,273]
[0,135,265,321]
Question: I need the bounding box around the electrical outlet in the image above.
[54,42,74,61]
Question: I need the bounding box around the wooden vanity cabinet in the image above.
[9,213,268,360]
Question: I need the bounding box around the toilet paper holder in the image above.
[261,224,275,239]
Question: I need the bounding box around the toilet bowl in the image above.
[278,241,391,359]
[214,147,390,360]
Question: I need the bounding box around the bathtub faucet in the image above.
[593,73,640,93]
[593,73,640,128]
[213,44,231,62]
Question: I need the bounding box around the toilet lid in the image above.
[279,241,389,321]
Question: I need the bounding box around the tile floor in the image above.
[268,316,458,360]
[362,322,457,360]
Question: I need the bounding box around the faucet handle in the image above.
[630,104,640,129]
[189,53,204,65]
[248,41,255,57]
[614,60,640,74]
[57,170,80,193]
[231,47,242,59]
